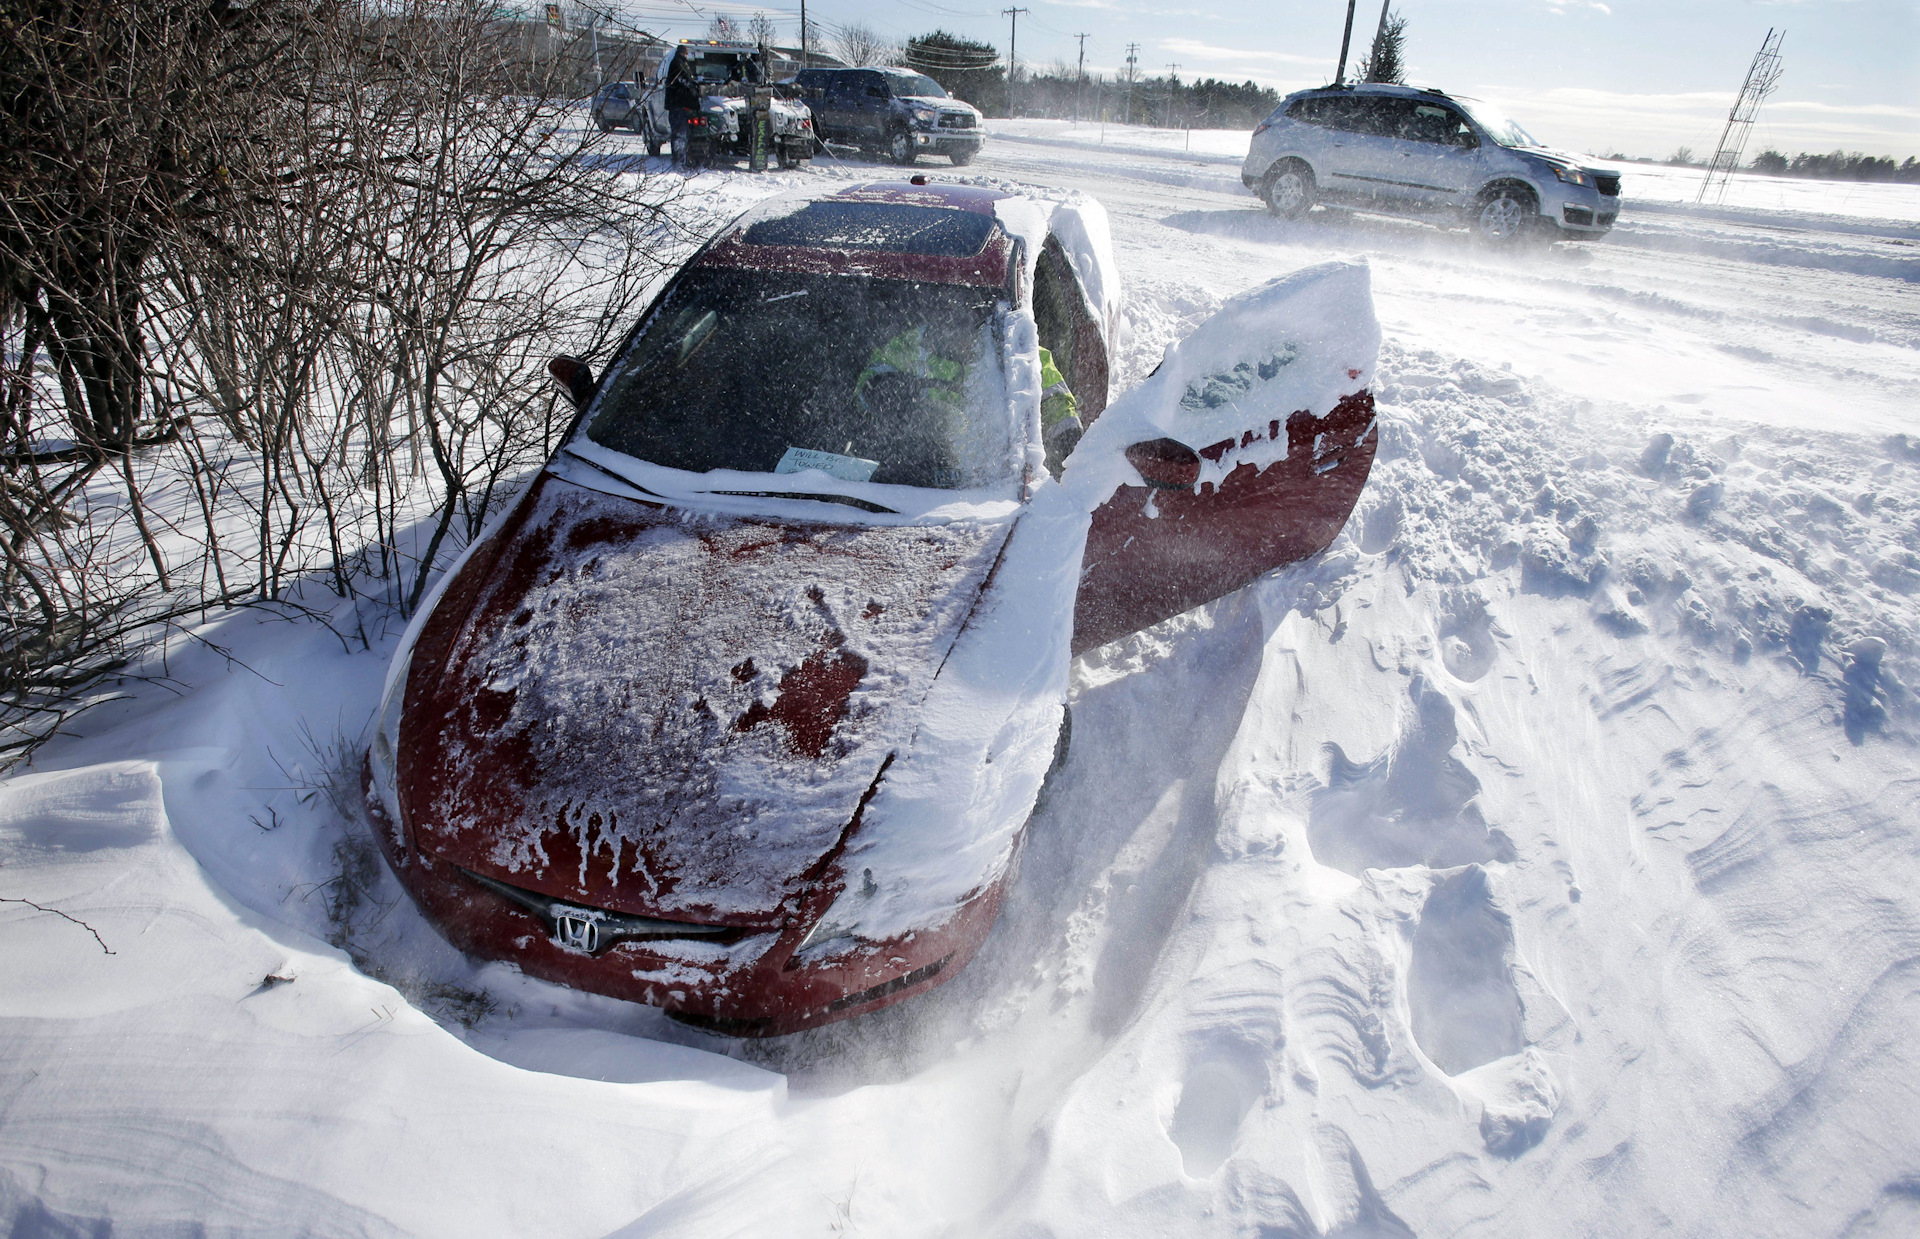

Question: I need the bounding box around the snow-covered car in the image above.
[1242,84,1621,244]
[365,180,1383,1036]
[638,40,813,168]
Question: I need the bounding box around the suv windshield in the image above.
[883,71,948,99]
[1455,100,1542,149]
[584,268,1013,491]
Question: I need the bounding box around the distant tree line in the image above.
[1749,149,1920,184]
[901,30,1281,127]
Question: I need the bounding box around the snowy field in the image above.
[992,118,1920,226]
[4,127,1920,1238]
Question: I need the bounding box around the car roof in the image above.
[695,181,1018,288]
[1286,83,1456,102]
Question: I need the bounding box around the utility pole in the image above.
[1003,7,1029,117]
[1074,33,1090,123]
[1164,64,1180,128]
[1123,41,1139,124]
[1334,0,1358,85]
[800,0,808,67]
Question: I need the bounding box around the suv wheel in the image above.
[889,129,917,166]
[1472,185,1539,245]
[1264,161,1315,219]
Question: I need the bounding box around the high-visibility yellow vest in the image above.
[1039,345,1077,427]
[856,326,967,412]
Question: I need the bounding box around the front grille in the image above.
[1563,206,1595,226]
[937,112,975,129]
[1594,174,1620,197]
[1596,211,1617,227]
[457,865,741,954]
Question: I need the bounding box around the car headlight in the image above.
[913,107,938,127]
[1552,166,1590,186]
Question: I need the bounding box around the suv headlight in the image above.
[1553,166,1590,186]
[912,107,938,127]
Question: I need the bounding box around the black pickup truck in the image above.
[790,67,985,166]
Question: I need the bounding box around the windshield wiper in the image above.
[558,449,664,498]
[710,490,898,514]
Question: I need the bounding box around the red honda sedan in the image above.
[366,180,1381,1035]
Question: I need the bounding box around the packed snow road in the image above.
[4,130,1919,1237]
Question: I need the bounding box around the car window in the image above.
[1454,100,1542,149]
[584,269,1013,491]
[743,202,1000,257]
[1349,95,1414,137]
[826,73,863,104]
[883,72,948,99]
[1286,95,1339,128]
[1312,95,1381,135]
[1405,103,1473,146]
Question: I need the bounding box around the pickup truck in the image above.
[638,41,814,169]
[790,67,985,166]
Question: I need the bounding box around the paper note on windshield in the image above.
[775,447,879,484]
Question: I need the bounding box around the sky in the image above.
[596,0,1919,158]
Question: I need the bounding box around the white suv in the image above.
[1241,84,1619,244]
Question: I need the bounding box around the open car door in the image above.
[1065,261,1382,654]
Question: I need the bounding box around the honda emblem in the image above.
[553,912,600,954]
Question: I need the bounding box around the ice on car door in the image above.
[1063,261,1382,655]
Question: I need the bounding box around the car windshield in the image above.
[692,55,753,83]
[583,268,1014,491]
[1455,100,1543,149]
[885,72,948,99]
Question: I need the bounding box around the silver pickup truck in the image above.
[638,41,814,169]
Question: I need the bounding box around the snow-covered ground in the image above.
[5,129,1920,1237]
[991,118,1920,226]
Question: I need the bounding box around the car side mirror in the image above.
[547,355,596,411]
[1124,438,1201,490]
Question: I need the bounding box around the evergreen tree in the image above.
[905,31,1003,113]
[1360,10,1408,85]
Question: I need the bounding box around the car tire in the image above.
[889,129,917,166]
[1263,161,1315,219]
[948,148,974,166]
[1471,185,1540,246]
[595,117,612,133]
[647,136,665,157]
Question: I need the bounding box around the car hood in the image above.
[900,95,976,113]
[400,475,1011,928]
[1518,146,1595,173]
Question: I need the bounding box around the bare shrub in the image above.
[0,1,680,762]
[834,22,897,68]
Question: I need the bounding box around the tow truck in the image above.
[639,40,814,170]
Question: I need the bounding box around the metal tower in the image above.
[1696,28,1785,205]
